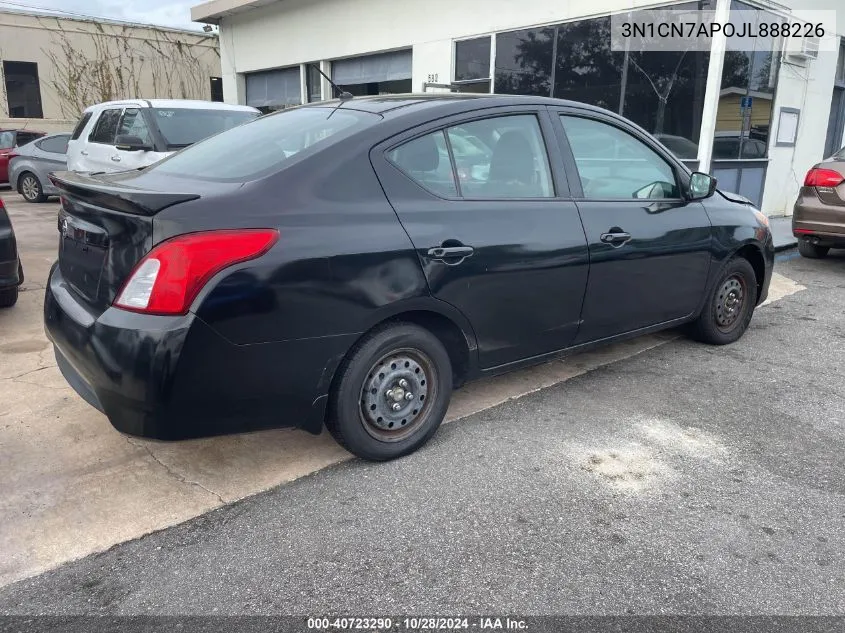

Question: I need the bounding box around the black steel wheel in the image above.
[327,323,452,461]
[19,173,46,203]
[689,257,757,345]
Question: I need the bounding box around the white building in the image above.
[191,0,845,217]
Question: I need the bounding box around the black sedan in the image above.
[44,95,774,461]
[0,196,23,307]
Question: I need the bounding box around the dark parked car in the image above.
[44,95,774,461]
[0,129,46,185]
[792,147,845,258]
[0,196,23,307]
[8,133,70,203]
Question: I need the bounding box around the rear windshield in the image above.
[152,108,259,149]
[0,131,14,149]
[147,106,380,182]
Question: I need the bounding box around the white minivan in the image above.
[66,99,260,173]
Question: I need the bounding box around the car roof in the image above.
[83,99,258,113]
[307,93,609,117]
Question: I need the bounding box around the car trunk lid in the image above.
[51,171,201,311]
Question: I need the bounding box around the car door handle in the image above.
[80,150,88,156]
[110,156,121,162]
[600,231,632,246]
[427,245,475,261]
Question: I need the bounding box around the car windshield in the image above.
[151,108,260,149]
[147,106,380,182]
[0,131,14,149]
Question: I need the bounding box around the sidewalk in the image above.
[769,216,796,251]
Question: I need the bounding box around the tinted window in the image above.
[447,115,553,198]
[70,112,92,140]
[2,60,43,118]
[37,135,70,154]
[90,109,122,144]
[15,132,41,147]
[561,116,679,199]
[148,107,377,182]
[388,131,457,197]
[151,108,258,149]
[455,37,491,82]
[117,109,153,145]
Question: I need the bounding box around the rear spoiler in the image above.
[49,171,200,216]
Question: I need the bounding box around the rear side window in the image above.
[147,107,378,182]
[70,112,93,140]
[15,132,41,147]
[89,109,122,144]
[37,135,70,154]
[387,131,457,197]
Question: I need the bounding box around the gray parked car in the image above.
[8,133,69,203]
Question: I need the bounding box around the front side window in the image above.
[147,107,378,182]
[447,114,553,198]
[89,109,123,144]
[117,109,153,145]
[561,115,679,199]
[387,131,458,198]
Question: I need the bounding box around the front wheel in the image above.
[327,323,453,461]
[689,257,758,345]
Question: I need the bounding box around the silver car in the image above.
[8,133,69,203]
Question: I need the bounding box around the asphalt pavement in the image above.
[1,245,843,615]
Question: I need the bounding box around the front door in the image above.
[373,108,589,369]
[83,107,124,173]
[553,110,712,344]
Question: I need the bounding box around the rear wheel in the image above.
[689,257,757,345]
[797,240,829,259]
[327,323,453,461]
[19,173,46,203]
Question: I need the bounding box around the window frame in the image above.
[377,106,569,202]
[88,108,124,145]
[551,108,690,202]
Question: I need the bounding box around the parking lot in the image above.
[4,186,845,613]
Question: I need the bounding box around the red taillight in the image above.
[114,229,279,315]
[804,168,845,188]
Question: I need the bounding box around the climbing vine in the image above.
[35,17,219,119]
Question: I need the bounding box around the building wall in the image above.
[0,10,222,132]
[212,0,843,216]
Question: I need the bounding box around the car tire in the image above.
[797,240,829,259]
[689,257,758,345]
[19,173,47,203]
[327,322,453,461]
[0,286,18,308]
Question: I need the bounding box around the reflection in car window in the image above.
[561,116,679,199]
[387,131,457,197]
[90,109,123,145]
[447,115,553,198]
[148,107,377,182]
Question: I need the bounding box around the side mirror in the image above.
[688,171,717,200]
[115,135,152,152]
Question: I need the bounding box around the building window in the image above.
[2,61,43,119]
[210,77,223,102]
[493,4,711,162]
[454,36,491,93]
[245,67,302,113]
[306,64,323,102]
[712,0,782,160]
[332,50,412,96]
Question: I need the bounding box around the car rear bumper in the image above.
[793,190,845,246]
[45,263,354,439]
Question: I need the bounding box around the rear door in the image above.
[373,107,589,370]
[83,108,123,172]
[552,109,712,343]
